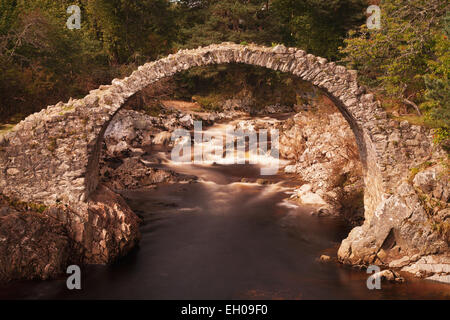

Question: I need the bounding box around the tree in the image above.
[271,0,367,60]
[0,0,178,121]
[176,0,282,48]
[422,28,450,149]
[341,0,449,147]
[84,0,177,64]
[0,1,87,119]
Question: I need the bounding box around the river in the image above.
[0,117,449,299]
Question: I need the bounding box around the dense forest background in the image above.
[0,0,448,146]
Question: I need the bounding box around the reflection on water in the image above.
[0,118,449,300]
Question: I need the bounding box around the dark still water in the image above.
[1,163,449,300]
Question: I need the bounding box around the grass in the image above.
[28,203,48,214]
[0,124,15,135]
[394,115,428,127]
[409,167,421,183]
[192,94,223,112]
[0,112,25,136]
[141,104,165,117]
[4,196,48,214]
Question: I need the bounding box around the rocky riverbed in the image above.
[97,100,450,286]
[0,97,448,287]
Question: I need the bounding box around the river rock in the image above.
[373,270,405,283]
[223,98,253,113]
[280,110,364,221]
[401,255,450,283]
[319,255,331,262]
[104,109,161,157]
[153,131,173,145]
[179,114,194,127]
[295,184,327,206]
[389,256,411,269]
[426,274,450,284]
[255,104,294,115]
[101,157,197,191]
[103,109,204,158]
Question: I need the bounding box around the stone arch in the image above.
[1,43,421,264]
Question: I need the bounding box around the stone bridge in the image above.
[0,43,446,267]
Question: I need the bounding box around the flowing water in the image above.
[1,117,449,300]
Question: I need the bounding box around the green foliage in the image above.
[84,0,176,64]
[1,0,446,156]
[422,31,450,141]
[432,221,450,243]
[1,1,86,121]
[433,128,450,152]
[341,0,449,148]
[192,94,223,112]
[173,64,309,111]
[3,194,48,214]
[176,0,367,59]
[0,0,177,122]
[0,124,14,135]
[272,0,367,60]
[28,202,48,214]
[176,0,282,48]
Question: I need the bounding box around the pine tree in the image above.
[271,0,367,60]
[177,0,282,48]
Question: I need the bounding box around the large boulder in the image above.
[43,184,142,265]
[0,206,72,282]
[294,184,327,206]
[0,183,142,282]
[338,182,448,268]
[82,185,142,264]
